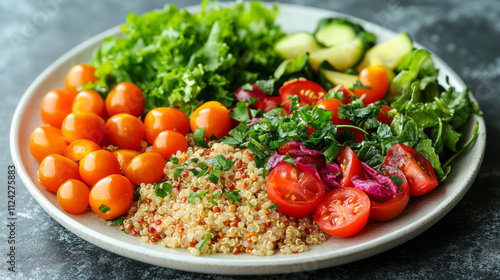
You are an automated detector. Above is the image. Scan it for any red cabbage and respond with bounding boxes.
[351,162,401,200]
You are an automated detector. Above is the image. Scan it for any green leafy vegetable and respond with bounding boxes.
[194,128,209,148]
[99,204,110,214]
[154,181,172,198]
[195,233,211,251]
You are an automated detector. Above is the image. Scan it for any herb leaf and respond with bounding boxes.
[99,204,110,214]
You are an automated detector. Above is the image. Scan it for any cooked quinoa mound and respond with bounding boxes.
[121,141,327,256]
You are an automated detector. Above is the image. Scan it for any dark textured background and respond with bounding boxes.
[1,0,499,279]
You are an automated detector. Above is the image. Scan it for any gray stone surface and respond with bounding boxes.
[1,0,499,279]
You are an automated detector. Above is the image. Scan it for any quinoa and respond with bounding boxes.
[121,140,327,256]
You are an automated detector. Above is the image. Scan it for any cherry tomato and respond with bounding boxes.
[279,79,326,111]
[153,130,188,159]
[29,126,68,162]
[315,98,350,126]
[266,161,326,217]
[374,104,394,125]
[335,146,361,188]
[63,139,101,162]
[89,174,134,220]
[235,83,267,102]
[61,111,106,145]
[369,165,411,221]
[38,154,81,192]
[79,150,121,187]
[143,107,190,144]
[40,89,76,128]
[112,149,140,175]
[314,187,370,237]
[353,65,389,104]
[105,82,144,117]
[65,64,98,93]
[254,96,281,113]
[57,179,90,214]
[72,89,106,117]
[125,151,166,185]
[384,143,438,196]
[105,113,145,150]
[190,101,231,139]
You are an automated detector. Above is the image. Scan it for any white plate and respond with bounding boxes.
[10,3,486,275]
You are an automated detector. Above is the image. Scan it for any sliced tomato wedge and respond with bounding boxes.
[279,79,326,111]
[384,143,438,196]
[314,187,370,237]
[254,96,280,113]
[334,146,361,188]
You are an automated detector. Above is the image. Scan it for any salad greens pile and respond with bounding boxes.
[89,0,284,116]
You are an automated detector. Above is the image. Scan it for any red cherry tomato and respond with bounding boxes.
[40,89,76,128]
[266,161,326,217]
[353,65,389,104]
[79,150,121,187]
[125,151,167,185]
[61,111,107,145]
[369,165,411,221]
[38,154,81,193]
[57,179,90,214]
[235,83,267,102]
[105,82,145,117]
[384,144,438,196]
[72,89,106,118]
[279,79,326,111]
[190,101,231,139]
[63,139,101,162]
[143,107,190,144]
[89,174,134,220]
[254,96,281,113]
[105,113,145,150]
[29,126,68,162]
[334,146,361,188]
[314,187,370,237]
[65,64,98,93]
[153,130,188,159]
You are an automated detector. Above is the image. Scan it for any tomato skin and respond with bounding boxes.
[38,154,81,193]
[30,126,68,162]
[266,161,326,217]
[61,111,107,145]
[57,179,90,214]
[65,64,98,93]
[40,89,76,128]
[384,144,438,196]
[368,103,393,125]
[125,151,167,185]
[112,149,140,175]
[143,107,190,144]
[105,113,145,150]
[190,101,231,139]
[354,65,389,104]
[153,130,188,159]
[254,96,281,113]
[369,165,411,221]
[314,187,370,237]
[335,146,361,188]
[315,98,350,126]
[89,174,134,220]
[63,139,101,162]
[79,150,121,187]
[72,90,106,118]
[105,82,145,117]
[279,79,326,111]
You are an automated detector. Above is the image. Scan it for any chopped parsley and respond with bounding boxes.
[195,233,211,251]
[99,204,110,214]
[155,181,172,198]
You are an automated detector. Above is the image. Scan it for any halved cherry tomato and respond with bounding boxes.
[105,82,145,117]
[279,79,326,111]
[353,65,389,104]
[125,151,166,185]
[38,154,81,192]
[369,165,411,221]
[266,161,325,217]
[254,96,281,113]
[112,149,140,175]
[153,130,188,159]
[143,107,190,144]
[40,89,76,128]
[29,125,68,162]
[65,64,98,93]
[105,113,145,150]
[190,101,231,139]
[79,150,121,187]
[63,139,101,162]
[72,89,106,118]
[57,179,90,214]
[61,111,106,145]
[335,146,361,188]
[89,174,134,220]
[384,143,438,196]
[314,187,370,237]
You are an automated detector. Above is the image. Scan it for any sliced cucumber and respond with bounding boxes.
[314,19,361,47]
[274,32,320,60]
[357,32,413,71]
[322,69,358,89]
[309,37,365,72]
[274,53,313,81]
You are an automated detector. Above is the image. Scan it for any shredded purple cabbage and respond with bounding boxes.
[319,163,342,190]
[266,152,285,170]
[247,117,263,126]
[352,162,401,200]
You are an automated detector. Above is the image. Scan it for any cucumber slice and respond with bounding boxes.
[322,69,358,89]
[309,37,365,72]
[315,21,358,47]
[357,33,413,71]
[274,32,320,60]
[274,53,314,81]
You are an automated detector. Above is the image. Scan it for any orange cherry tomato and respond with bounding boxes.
[112,149,140,175]
[89,174,134,220]
[79,150,121,187]
[353,65,389,104]
[315,98,351,126]
[57,179,90,214]
[72,89,106,117]
[105,113,145,150]
[105,82,144,117]
[38,154,81,192]
[65,64,98,93]
[61,111,106,145]
[125,151,166,185]
[189,101,231,139]
[63,139,101,162]
[153,130,188,159]
[29,126,68,162]
[143,107,190,144]
[40,89,76,128]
